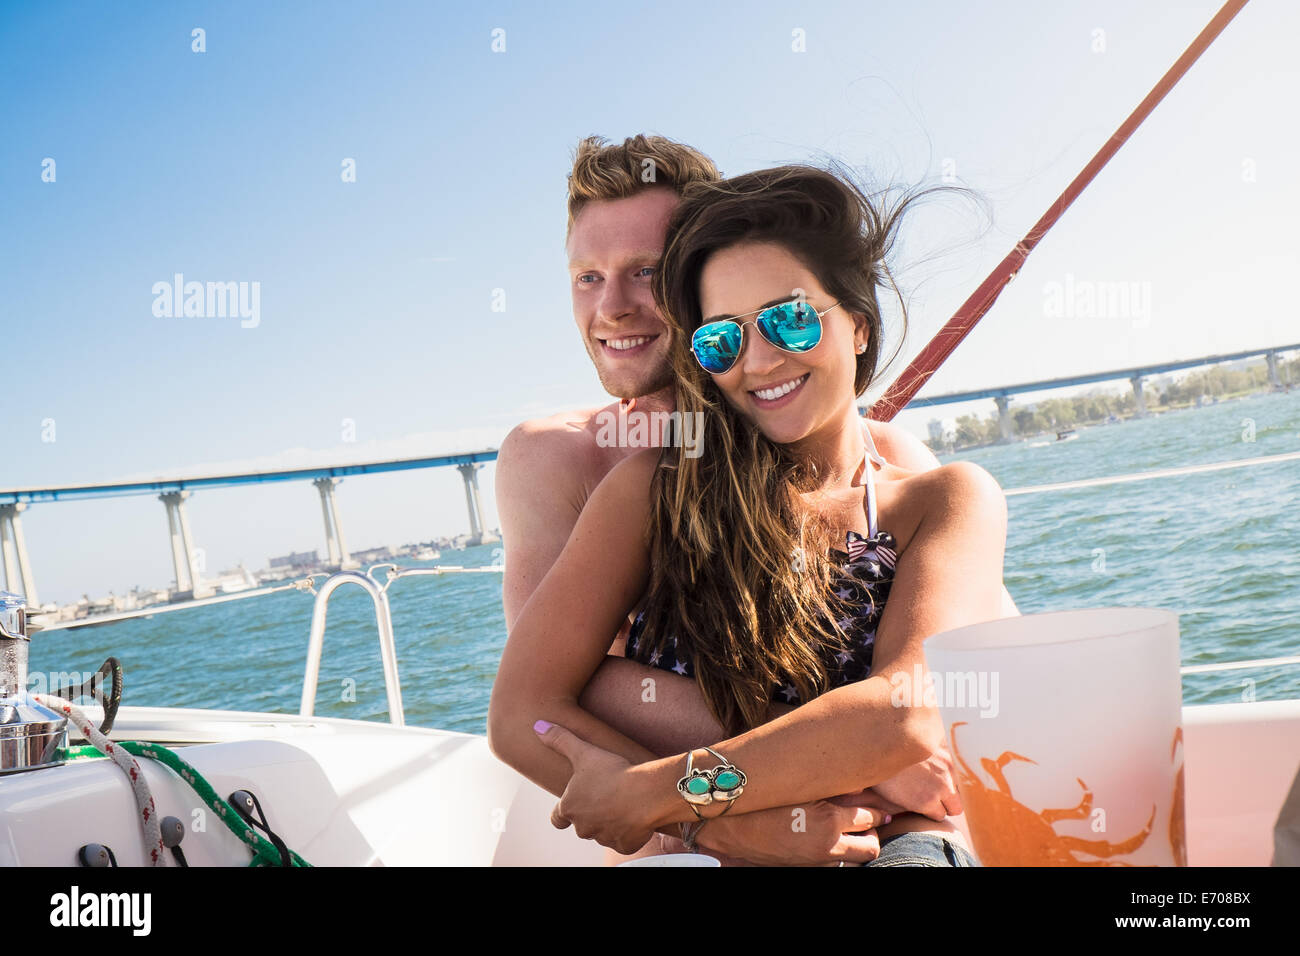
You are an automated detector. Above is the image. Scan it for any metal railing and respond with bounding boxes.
[1180,655,1300,675]
[298,564,504,726]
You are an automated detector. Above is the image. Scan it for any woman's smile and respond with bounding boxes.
[749,372,810,409]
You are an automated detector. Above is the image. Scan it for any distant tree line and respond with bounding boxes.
[930,355,1298,452]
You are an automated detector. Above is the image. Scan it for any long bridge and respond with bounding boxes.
[5,344,1296,608]
[896,343,1298,441]
[0,450,499,607]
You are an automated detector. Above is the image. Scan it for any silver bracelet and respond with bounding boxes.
[676,746,747,809]
[680,818,709,852]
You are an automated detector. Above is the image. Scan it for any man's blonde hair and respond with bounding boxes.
[566,134,721,237]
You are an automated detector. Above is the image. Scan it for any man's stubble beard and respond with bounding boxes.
[594,362,675,402]
[585,336,676,402]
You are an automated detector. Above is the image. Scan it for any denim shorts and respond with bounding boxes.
[861,831,981,867]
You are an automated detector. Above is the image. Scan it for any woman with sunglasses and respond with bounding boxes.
[488,165,1007,866]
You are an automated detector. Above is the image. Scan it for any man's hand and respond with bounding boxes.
[869,744,962,821]
[695,789,904,866]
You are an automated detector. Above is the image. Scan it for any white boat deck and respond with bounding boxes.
[2,699,1295,866]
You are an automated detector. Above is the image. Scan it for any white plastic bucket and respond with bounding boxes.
[921,607,1186,866]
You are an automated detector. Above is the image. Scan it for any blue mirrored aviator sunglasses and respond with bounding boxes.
[690,299,838,374]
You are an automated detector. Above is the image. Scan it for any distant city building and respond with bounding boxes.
[927,418,957,446]
[269,550,319,569]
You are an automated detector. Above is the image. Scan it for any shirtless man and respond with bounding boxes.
[495,134,1017,864]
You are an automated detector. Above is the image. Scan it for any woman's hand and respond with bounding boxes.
[869,744,962,821]
[535,720,660,855]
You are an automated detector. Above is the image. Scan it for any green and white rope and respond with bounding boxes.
[35,693,166,866]
[47,696,311,867]
[63,741,310,867]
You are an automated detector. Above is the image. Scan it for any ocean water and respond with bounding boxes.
[28,390,1300,733]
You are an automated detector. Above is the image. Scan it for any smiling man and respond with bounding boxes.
[494,134,1012,863]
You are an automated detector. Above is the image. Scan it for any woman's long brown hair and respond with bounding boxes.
[640,164,939,735]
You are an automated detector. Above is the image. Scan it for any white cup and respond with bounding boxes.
[922,607,1187,866]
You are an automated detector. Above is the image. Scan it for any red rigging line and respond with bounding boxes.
[870,0,1251,422]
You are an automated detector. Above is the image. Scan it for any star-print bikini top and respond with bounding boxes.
[625,420,898,704]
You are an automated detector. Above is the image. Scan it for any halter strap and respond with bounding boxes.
[860,418,887,468]
[859,419,883,537]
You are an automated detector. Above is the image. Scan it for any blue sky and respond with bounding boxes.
[2,0,1295,604]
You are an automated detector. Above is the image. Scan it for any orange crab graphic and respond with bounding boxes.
[950,720,1157,866]
[1169,726,1187,866]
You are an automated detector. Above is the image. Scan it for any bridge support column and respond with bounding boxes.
[1266,350,1281,389]
[313,477,358,570]
[993,396,1013,444]
[1129,374,1148,418]
[0,503,39,606]
[161,495,189,592]
[160,491,211,599]
[457,463,485,545]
